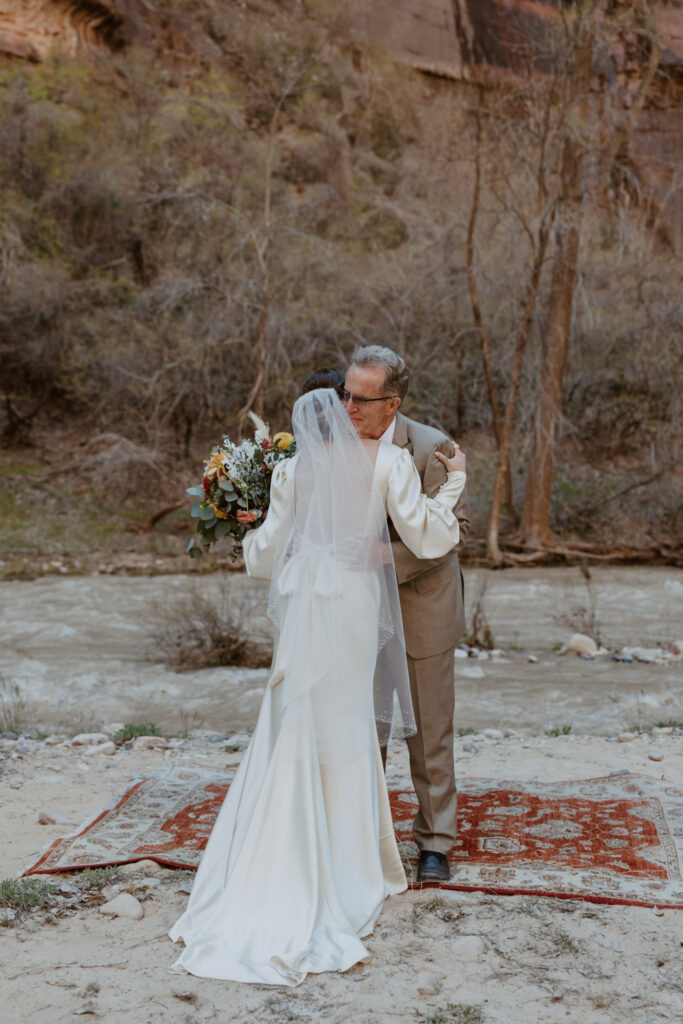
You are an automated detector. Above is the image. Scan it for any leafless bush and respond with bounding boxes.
[467,579,495,650]
[553,566,602,644]
[56,433,169,501]
[150,580,273,671]
[0,678,30,734]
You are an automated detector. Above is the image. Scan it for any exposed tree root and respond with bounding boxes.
[462,538,681,568]
[133,501,185,533]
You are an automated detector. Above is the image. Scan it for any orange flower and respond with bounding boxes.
[204,449,228,479]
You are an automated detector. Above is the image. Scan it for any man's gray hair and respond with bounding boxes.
[349,345,410,400]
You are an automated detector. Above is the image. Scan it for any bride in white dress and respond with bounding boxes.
[169,389,466,985]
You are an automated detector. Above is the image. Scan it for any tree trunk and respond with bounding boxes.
[466,90,515,521]
[518,6,597,548]
[519,217,581,547]
[486,211,553,564]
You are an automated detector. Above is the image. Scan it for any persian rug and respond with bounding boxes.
[25,767,683,909]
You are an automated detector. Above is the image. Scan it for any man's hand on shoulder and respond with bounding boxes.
[434,441,466,475]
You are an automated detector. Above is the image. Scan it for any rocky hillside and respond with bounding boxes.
[3,2,681,247]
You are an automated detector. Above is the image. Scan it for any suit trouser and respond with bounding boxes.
[381,645,457,855]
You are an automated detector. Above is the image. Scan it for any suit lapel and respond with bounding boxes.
[393,412,412,453]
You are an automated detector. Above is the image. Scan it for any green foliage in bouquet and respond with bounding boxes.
[187,415,295,560]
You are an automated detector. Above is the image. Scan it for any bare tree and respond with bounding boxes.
[520,0,662,548]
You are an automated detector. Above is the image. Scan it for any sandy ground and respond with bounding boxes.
[1,566,682,1022]
[1,729,681,1024]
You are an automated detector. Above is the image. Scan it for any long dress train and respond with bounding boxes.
[169,424,466,985]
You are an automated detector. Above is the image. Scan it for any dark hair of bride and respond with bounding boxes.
[301,368,344,396]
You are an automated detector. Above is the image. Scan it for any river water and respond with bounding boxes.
[1,567,681,735]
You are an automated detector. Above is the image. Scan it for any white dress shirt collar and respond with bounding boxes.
[379,417,397,445]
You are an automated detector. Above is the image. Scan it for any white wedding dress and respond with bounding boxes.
[170,395,466,986]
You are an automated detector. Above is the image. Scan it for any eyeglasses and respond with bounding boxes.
[340,390,399,406]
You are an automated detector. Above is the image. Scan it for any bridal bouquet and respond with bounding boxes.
[187,413,295,560]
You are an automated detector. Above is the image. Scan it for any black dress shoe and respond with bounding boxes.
[417,850,451,883]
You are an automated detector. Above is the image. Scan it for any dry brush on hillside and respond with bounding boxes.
[0,0,680,559]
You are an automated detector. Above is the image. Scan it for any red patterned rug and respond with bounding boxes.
[25,767,683,909]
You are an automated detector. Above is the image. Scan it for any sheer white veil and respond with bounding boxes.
[266,388,415,763]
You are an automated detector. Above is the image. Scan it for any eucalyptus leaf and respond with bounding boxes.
[199,506,217,522]
[191,502,204,518]
[237,498,248,508]
[215,520,231,539]
[219,479,236,494]
[188,546,203,559]
[186,486,205,497]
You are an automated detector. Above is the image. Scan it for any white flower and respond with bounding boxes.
[247,411,271,445]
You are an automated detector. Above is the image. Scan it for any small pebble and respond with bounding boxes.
[561,633,598,657]
[648,752,664,762]
[132,736,167,751]
[85,741,116,756]
[452,935,486,959]
[118,859,164,876]
[72,733,110,746]
[99,893,144,921]
[101,884,122,900]
[416,967,443,997]
[137,876,161,891]
[38,809,73,825]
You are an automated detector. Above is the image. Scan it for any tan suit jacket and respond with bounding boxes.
[389,412,471,659]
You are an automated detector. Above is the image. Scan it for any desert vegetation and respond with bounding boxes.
[0,0,680,564]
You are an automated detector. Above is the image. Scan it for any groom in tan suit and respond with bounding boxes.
[343,345,470,883]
